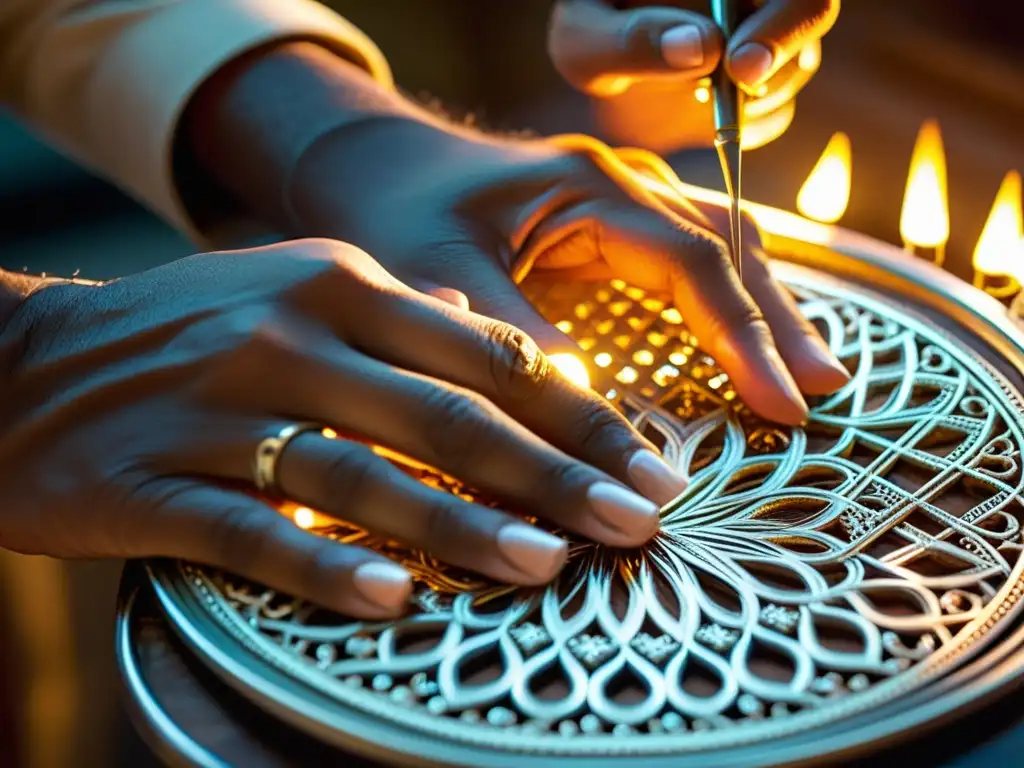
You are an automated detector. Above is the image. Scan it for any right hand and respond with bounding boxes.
[548,0,840,152]
[0,240,686,618]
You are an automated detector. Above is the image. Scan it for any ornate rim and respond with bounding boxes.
[145,248,1024,766]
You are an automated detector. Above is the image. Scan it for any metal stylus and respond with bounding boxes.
[710,0,750,283]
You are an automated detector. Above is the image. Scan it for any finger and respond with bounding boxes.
[728,0,840,89]
[743,46,817,119]
[537,200,810,424]
[686,199,849,394]
[549,0,723,95]
[342,285,688,504]
[240,332,662,546]
[425,251,580,355]
[138,480,413,618]
[273,432,570,584]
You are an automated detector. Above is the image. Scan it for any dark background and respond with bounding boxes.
[1,1,1023,766]
[2,0,1023,283]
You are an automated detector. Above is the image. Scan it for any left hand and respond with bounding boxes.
[285,115,849,425]
[548,0,840,151]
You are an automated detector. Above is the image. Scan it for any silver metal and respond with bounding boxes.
[148,259,1024,765]
[711,0,749,280]
[116,587,225,768]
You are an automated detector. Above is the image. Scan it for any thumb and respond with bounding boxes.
[549,0,723,96]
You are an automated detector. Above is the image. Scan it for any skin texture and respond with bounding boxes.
[548,0,841,151]
[0,11,847,619]
[186,43,849,428]
[0,240,686,618]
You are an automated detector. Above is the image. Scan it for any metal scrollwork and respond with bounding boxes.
[168,274,1024,757]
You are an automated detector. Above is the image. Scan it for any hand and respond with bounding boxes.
[548,0,840,151]
[287,116,850,426]
[0,240,686,617]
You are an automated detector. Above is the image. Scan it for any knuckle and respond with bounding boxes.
[617,12,654,58]
[671,227,730,278]
[421,388,497,468]
[209,504,281,574]
[285,239,398,305]
[322,444,384,512]
[536,458,590,502]
[706,304,772,354]
[296,537,345,598]
[421,498,462,549]
[713,302,768,336]
[572,400,634,455]
[484,321,553,404]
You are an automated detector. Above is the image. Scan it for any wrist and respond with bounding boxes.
[182,41,432,231]
[284,114,468,235]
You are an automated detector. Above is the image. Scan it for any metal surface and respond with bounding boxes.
[148,253,1024,766]
[116,582,226,768]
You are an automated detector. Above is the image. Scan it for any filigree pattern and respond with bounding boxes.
[172,274,1024,755]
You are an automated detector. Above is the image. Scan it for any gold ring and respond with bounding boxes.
[252,422,322,496]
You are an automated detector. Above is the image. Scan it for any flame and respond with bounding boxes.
[796,132,852,223]
[973,171,1022,277]
[900,119,949,248]
[550,353,591,389]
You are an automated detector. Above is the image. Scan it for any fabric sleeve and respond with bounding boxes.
[0,0,393,240]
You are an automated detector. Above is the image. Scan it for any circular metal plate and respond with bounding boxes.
[147,261,1024,766]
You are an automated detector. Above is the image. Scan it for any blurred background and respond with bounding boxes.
[1,0,1022,765]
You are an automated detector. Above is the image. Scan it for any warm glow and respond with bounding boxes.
[293,506,316,529]
[796,132,852,224]
[283,503,332,530]
[549,353,591,389]
[694,86,710,104]
[798,42,821,72]
[900,119,949,248]
[973,171,1022,277]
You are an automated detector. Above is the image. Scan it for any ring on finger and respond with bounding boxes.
[253,422,324,496]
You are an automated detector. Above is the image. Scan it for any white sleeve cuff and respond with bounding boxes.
[84,0,393,240]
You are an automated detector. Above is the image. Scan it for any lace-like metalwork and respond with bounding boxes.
[171,274,1024,755]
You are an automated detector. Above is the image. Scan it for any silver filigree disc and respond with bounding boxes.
[150,264,1024,765]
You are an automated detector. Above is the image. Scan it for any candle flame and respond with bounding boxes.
[900,119,949,248]
[796,132,851,224]
[549,353,591,389]
[973,171,1022,278]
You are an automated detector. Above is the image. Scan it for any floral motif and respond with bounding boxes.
[178,276,1024,753]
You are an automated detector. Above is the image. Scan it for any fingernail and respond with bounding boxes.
[729,42,774,86]
[794,339,851,397]
[807,338,851,387]
[627,450,688,506]
[661,26,705,70]
[587,482,660,544]
[497,524,568,581]
[352,562,412,610]
[767,348,810,424]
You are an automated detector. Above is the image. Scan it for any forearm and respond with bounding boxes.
[182,41,432,233]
